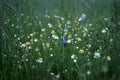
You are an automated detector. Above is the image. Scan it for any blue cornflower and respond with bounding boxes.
[62,40,67,47]
[81,18,87,24]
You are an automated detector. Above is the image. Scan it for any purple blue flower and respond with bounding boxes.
[62,40,67,47]
[81,18,87,24]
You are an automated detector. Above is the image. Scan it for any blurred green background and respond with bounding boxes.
[0,0,116,17]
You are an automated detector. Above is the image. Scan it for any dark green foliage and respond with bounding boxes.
[1,0,120,80]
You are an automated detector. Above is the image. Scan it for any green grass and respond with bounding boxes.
[1,0,120,80]
[1,12,120,80]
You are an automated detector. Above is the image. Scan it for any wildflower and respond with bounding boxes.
[84,28,88,32]
[79,13,87,24]
[46,42,50,47]
[32,65,35,69]
[67,20,71,24]
[73,59,77,63]
[39,21,41,24]
[106,55,111,61]
[28,46,32,49]
[75,41,77,44]
[63,69,68,73]
[77,38,82,41]
[21,13,23,16]
[20,43,26,48]
[54,35,59,39]
[36,57,43,63]
[14,34,17,37]
[47,69,50,72]
[67,39,71,43]
[87,44,91,48]
[65,69,68,72]
[25,59,28,61]
[41,28,46,32]
[50,72,55,75]
[17,37,20,40]
[79,49,85,53]
[30,33,34,37]
[64,29,68,33]
[11,24,14,27]
[88,34,91,37]
[88,23,92,27]
[42,43,45,46]
[101,29,106,33]
[58,23,62,27]
[51,30,55,34]
[56,74,60,79]
[48,16,51,19]
[27,36,30,39]
[3,55,6,57]
[28,23,32,26]
[75,46,79,49]
[94,52,101,58]
[81,18,87,24]
[49,48,53,50]
[48,23,53,28]
[110,39,113,42]
[35,47,39,52]
[34,38,38,42]
[74,19,77,23]
[50,54,53,57]
[71,54,77,59]
[82,13,87,19]
[68,34,72,38]
[40,34,43,37]
[52,35,59,39]
[74,34,78,37]
[83,33,87,37]
[87,70,91,75]
[88,52,91,55]
[61,17,64,21]
[62,40,67,47]
[71,54,77,63]
[104,18,108,21]
[25,42,30,45]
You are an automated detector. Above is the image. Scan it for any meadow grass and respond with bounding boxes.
[1,12,120,80]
